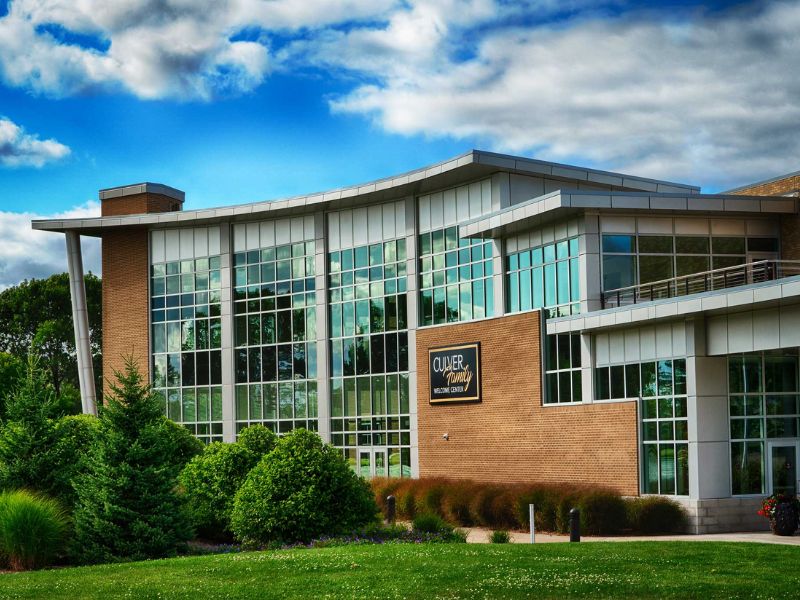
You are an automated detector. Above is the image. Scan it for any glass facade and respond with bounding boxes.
[506,237,580,318]
[418,226,494,326]
[544,333,582,403]
[601,233,778,292]
[233,242,318,434]
[328,239,412,477]
[729,351,799,495]
[596,358,688,495]
[151,256,224,443]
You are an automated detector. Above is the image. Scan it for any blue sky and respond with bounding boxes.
[0,0,798,285]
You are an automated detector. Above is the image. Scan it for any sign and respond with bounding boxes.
[429,343,481,404]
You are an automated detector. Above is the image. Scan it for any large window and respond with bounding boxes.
[597,358,688,495]
[601,233,777,292]
[329,239,412,477]
[151,256,224,443]
[544,333,582,404]
[233,242,318,434]
[506,237,579,318]
[729,351,799,495]
[418,227,494,326]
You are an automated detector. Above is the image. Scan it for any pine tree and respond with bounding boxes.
[72,359,192,564]
[0,353,61,496]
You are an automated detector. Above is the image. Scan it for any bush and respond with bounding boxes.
[179,426,276,540]
[627,496,688,534]
[0,490,68,570]
[443,481,478,526]
[230,429,378,546]
[578,490,628,535]
[490,530,511,544]
[71,359,192,564]
[162,418,204,472]
[412,513,453,535]
[49,414,102,509]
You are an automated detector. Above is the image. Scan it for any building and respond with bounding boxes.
[33,151,800,533]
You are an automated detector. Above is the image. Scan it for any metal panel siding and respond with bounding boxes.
[419,194,431,233]
[482,179,492,214]
[246,222,260,250]
[368,205,383,243]
[353,208,368,246]
[260,221,276,249]
[194,228,208,257]
[382,203,395,240]
[275,219,291,245]
[208,225,221,255]
[179,228,194,259]
[468,182,481,218]
[165,229,180,261]
[328,211,340,251]
[151,230,165,264]
[443,188,457,227]
[430,192,444,229]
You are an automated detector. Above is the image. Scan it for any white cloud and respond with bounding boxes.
[316,1,800,189]
[0,0,398,100]
[0,117,70,167]
[0,201,101,288]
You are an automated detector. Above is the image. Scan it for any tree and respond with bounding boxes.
[0,273,101,399]
[0,353,25,420]
[72,359,192,564]
[0,355,62,500]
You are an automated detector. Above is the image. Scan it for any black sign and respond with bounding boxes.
[429,343,481,404]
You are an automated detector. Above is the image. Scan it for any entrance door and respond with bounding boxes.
[767,441,799,496]
[358,448,389,479]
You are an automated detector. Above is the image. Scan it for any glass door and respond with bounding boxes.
[357,448,389,478]
[767,441,799,496]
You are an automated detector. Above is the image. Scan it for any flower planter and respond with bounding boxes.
[770,502,799,536]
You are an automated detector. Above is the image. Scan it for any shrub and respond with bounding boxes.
[162,418,204,471]
[412,513,453,535]
[627,496,688,534]
[49,414,102,509]
[0,490,68,570]
[490,530,511,544]
[516,486,561,533]
[237,424,278,456]
[443,481,478,526]
[71,359,192,564]
[230,429,378,546]
[578,490,628,535]
[179,426,276,540]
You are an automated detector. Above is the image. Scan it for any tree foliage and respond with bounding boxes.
[72,359,192,564]
[0,273,101,398]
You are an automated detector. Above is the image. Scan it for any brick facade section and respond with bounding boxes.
[102,229,150,392]
[729,175,800,197]
[101,192,181,216]
[780,216,800,261]
[416,312,639,495]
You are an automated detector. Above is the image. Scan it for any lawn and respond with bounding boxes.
[0,542,798,599]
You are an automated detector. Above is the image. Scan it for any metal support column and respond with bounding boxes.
[65,231,97,415]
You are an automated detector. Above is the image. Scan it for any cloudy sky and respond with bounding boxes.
[0,0,798,287]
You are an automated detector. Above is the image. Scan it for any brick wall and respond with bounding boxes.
[101,228,150,391]
[101,192,180,217]
[416,312,639,495]
[780,216,800,261]
[729,175,800,197]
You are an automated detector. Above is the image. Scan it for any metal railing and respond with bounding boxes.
[601,260,800,309]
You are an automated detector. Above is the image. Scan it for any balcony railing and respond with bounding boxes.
[601,260,800,309]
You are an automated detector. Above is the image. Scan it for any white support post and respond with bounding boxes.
[65,231,97,415]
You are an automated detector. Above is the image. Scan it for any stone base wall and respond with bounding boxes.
[674,497,769,534]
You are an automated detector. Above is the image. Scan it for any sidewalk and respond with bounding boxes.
[464,527,800,546]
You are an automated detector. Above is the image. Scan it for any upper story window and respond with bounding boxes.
[601,233,778,292]
[506,237,580,318]
[418,227,494,326]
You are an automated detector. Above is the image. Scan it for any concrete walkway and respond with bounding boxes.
[464,527,800,546]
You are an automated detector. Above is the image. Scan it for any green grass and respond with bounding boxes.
[1,542,798,599]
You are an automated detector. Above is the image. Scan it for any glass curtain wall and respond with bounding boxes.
[418,227,494,326]
[506,237,580,318]
[601,233,778,292]
[729,351,799,495]
[328,239,412,477]
[151,256,224,443]
[233,242,318,434]
[596,358,688,495]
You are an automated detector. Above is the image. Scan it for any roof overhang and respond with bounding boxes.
[32,150,700,237]
[459,190,798,240]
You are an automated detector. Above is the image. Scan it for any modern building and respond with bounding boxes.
[34,151,800,533]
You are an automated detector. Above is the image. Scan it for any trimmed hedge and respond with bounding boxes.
[371,478,688,535]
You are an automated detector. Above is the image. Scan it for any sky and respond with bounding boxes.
[0,0,798,287]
